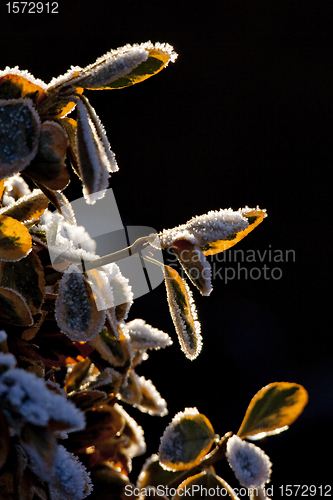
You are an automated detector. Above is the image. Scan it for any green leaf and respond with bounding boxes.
[24,120,70,191]
[0,214,32,261]
[158,408,215,471]
[164,265,202,360]
[173,469,241,500]
[237,382,308,439]
[0,98,41,180]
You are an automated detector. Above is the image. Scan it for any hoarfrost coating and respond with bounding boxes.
[226,435,272,488]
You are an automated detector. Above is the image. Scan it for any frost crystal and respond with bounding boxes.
[158,208,252,248]
[50,445,93,500]
[0,66,47,91]
[0,367,85,432]
[226,435,272,488]
[124,318,172,351]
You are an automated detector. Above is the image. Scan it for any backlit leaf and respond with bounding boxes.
[171,240,212,296]
[164,265,202,360]
[172,469,240,500]
[90,328,131,369]
[202,209,267,256]
[137,454,183,489]
[69,42,177,91]
[64,357,92,393]
[159,408,215,471]
[75,99,111,204]
[0,286,33,326]
[0,71,47,102]
[0,189,49,222]
[237,382,308,439]
[0,98,40,180]
[55,265,106,341]
[0,214,32,261]
[24,120,70,191]
[0,251,45,315]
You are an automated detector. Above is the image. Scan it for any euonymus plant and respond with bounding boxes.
[0,42,307,499]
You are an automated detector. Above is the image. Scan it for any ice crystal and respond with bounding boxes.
[226,435,272,488]
[0,367,85,432]
[124,318,172,351]
[158,208,252,248]
[0,66,47,91]
[159,408,200,465]
[50,445,93,499]
[3,173,31,200]
[135,375,168,416]
[102,262,133,314]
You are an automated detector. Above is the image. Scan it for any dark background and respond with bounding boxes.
[1,0,331,494]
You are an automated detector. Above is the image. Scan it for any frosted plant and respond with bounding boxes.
[0,42,307,499]
[226,435,272,489]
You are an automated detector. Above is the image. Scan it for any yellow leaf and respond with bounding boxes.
[164,265,202,360]
[0,73,47,102]
[0,214,32,261]
[202,209,267,256]
[237,382,308,439]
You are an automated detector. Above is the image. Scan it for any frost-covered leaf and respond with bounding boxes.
[137,454,183,489]
[226,435,272,489]
[47,444,93,500]
[24,120,70,191]
[124,318,172,351]
[119,369,142,406]
[158,408,215,471]
[68,389,107,413]
[0,214,32,261]
[0,69,47,102]
[66,42,177,90]
[237,382,308,440]
[0,98,41,180]
[158,207,267,256]
[102,263,133,321]
[0,286,33,326]
[164,265,202,360]
[170,240,212,296]
[75,99,113,204]
[172,469,241,500]
[0,251,45,316]
[115,403,146,459]
[135,375,168,416]
[21,423,57,479]
[0,367,85,433]
[55,265,106,341]
[202,208,268,256]
[89,327,131,369]
[0,189,49,222]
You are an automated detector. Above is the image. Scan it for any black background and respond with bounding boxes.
[0,0,332,494]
